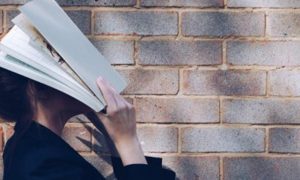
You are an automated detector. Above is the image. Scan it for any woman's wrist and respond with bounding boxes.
[114,136,147,166]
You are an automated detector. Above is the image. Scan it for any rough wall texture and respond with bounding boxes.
[0,0,300,179]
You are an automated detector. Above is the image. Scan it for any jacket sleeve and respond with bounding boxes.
[111,155,176,180]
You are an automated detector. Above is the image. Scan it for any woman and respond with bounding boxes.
[0,68,176,180]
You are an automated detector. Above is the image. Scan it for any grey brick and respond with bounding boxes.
[141,0,223,7]
[137,126,178,152]
[56,0,136,6]
[227,41,300,66]
[182,12,265,37]
[6,10,19,31]
[92,40,134,65]
[6,10,91,35]
[270,70,300,96]
[269,128,300,153]
[0,11,2,34]
[223,99,300,124]
[135,97,219,123]
[66,10,91,35]
[138,40,222,65]
[183,70,266,96]
[181,127,265,152]
[163,156,219,180]
[268,13,300,37]
[62,124,92,152]
[117,68,179,95]
[228,0,300,8]
[224,157,300,180]
[0,0,136,6]
[0,0,28,4]
[95,11,178,35]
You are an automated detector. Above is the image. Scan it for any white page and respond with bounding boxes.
[0,52,103,111]
[19,0,128,110]
[11,15,94,98]
[0,26,99,106]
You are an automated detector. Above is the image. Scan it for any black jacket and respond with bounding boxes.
[3,120,176,180]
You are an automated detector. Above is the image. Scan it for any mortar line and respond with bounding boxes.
[178,127,182,153]
[264,11,268,37]
[177,10,182,39]
[136,0,141,8]
[266,71,270,97]
[220,97,223,124]
[2,9,7,34]
[265,127,270,153]
[224,0,228,9]
[220,156,224,180]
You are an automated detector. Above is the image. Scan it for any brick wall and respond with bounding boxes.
[1,0,300,179]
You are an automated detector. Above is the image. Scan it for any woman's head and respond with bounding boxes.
[0,67,91,123]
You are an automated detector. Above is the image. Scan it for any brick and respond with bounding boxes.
[62,124,92,152]
[270,70,300,96]
[6,10,19,31]
[227,41,300,66]
[268,13,300,37]
[141,0,223,7]
[0,127,3,151]
[95,11,178,35]
[135,97,219,123]
[138,40,222,65]
[269,128,300,153]
[162,156,219,180]
[69,114,90,123]
[182,12,264,37]
[0,11,2,34]
[224,157,300,180]
[5,10,90,34]
[117,68,179,95]
[223,99,300,124]
[137,126,178,152]
[181,127,265,152]
[228,0,300,8]
[3,123,14,143]
[0,0,136,6]
[183,70,266,96]
[0,0,28,4]
[66,10,91,35]
[57,0,136,6]
[92,40,134,65]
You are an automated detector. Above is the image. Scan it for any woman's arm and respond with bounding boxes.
[92,76,146,165]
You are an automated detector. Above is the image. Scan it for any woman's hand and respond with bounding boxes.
[94,76,147,165]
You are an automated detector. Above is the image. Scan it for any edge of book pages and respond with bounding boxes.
[0,0,128,112]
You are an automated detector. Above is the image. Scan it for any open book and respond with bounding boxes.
[0,0,127,112]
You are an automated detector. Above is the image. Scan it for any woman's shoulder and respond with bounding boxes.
[3,122,105,180]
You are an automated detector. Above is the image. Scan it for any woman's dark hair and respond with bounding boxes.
[0,68,33,123]
[0,67,52,171]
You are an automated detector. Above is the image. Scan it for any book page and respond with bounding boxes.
[0,26,101,109]
[0,51,103,112]
[12,14,94,97]
[19,0,128,110]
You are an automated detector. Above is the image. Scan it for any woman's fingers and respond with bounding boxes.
[96,77,117,113]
